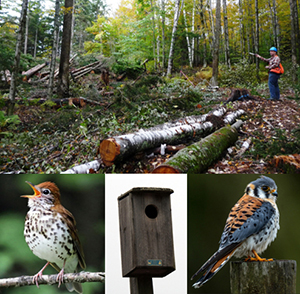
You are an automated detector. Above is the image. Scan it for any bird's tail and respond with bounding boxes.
[191,248,236,288]
[66,282,83,293]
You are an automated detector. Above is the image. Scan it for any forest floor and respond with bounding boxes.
[119,92,300,173]
[0,71,300,174]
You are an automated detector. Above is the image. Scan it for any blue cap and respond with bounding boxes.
[270,47,277,52]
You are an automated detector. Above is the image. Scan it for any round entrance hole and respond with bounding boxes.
[145,204,158,219]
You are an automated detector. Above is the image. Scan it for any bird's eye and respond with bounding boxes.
[262,186,270,191]
[43,189,50,195]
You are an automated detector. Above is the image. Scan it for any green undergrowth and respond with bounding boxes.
[247,128,300,159]
[0,75,222,173]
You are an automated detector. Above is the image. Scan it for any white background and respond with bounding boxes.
[105,174,187,294]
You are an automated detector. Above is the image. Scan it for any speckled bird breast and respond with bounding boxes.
[24,207,77,269]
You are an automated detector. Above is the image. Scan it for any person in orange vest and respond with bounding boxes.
[256,47,281,101]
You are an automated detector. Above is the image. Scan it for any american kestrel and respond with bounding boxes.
[191,176,279,288]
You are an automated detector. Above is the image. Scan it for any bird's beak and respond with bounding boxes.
[21,181,41,199]
[271,189,278,197]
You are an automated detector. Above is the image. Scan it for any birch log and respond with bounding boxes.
[100,121,214,166]
[22,62,48,80]
[99,109,244,166]
[61,159,102,174]
[152,120,243,173]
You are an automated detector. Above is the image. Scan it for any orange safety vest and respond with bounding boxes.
[270,56,284,74]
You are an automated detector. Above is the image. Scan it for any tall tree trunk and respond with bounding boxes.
[150,0,156,69]
[272,0,280,51]
[269,0,279,50]
[24,7,29,55]
[57,0,73,98]
[199,0,207,67]
[191,0,195,65]
[254,0,260,81]
[48,0,61,99]
[33,28,38,58]
[208,0,215,41]
[289,0,298,83]
[223,0,231,67]
[7,0,28,115]
[238,0,245,57]
[211,0,221,86]
[293,0,300,62]
[161,0,166,69]
[183,9,192,67]
[157,35,160,67]
[167,0,182,76]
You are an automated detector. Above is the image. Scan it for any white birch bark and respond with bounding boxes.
[191,0,195,65]
[183,9,193,67]
[167,0,183,76]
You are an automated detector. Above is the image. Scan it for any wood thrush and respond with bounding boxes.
[22,181,86,293]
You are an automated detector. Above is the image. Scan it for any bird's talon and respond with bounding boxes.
[56,268,65,288]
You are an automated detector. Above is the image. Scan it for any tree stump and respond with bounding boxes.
[230,260,297,294]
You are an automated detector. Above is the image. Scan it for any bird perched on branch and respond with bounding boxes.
[191,176,279,288]
[22,181,86,293]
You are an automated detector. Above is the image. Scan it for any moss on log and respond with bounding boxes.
[230,260,297,294]
[152,121,242,173]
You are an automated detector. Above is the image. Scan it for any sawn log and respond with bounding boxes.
[99,109,244,166]
[152,120,243,173]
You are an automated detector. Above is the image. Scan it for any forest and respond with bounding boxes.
[0,0,300,173]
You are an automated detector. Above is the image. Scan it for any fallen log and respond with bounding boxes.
[99,109,244,166]
[152,120,243,173]
[22,62,48,80]
[61,159,102,174]
[100,121,214,166]
[235,138,252,158]
[147,107,226,131]
[180,70,195,87]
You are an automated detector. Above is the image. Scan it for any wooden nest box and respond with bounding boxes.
[118,187,175,278]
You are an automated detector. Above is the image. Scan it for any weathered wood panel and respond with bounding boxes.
[118,188,175,277]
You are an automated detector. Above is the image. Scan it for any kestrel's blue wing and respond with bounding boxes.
[191,194,276,288]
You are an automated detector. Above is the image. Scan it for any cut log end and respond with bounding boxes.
[99,138,121,166]
[152,165,181,173]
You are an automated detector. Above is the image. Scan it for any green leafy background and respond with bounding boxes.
[0,174,104,294]
[189,174,300,293]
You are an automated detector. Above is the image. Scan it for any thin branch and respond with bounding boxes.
[0,271,105,288]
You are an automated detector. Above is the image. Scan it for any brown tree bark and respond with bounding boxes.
[223,0,231,68]
[289,0,298,83]
[48,0,61,99]
[254,0,260,81]
[7,0,29,115]
[57,0,74,98]
[238,0,245,58]
[211,0,221,86]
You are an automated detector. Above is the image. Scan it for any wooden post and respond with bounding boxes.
[130,277,153,294]
[230,260,297,294]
